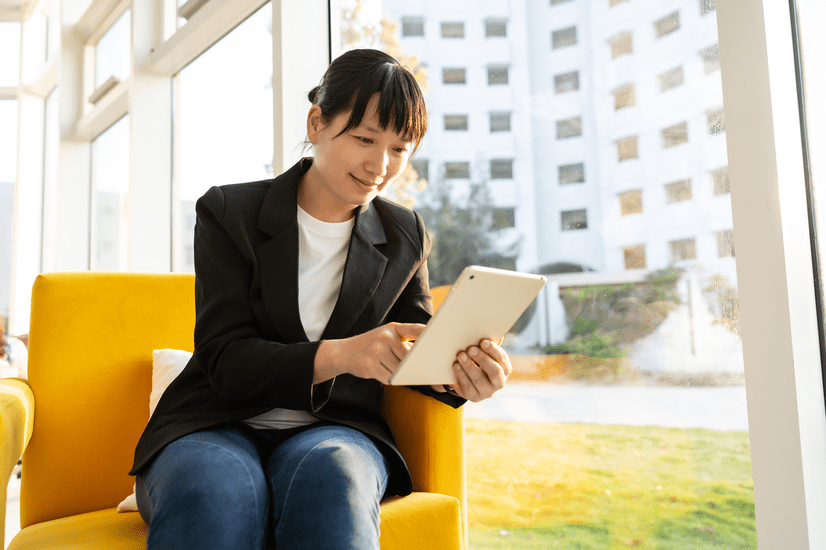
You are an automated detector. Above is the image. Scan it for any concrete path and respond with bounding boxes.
[464,382,749,432]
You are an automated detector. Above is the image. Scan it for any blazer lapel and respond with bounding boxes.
[321,201,388,339]
[254,159,309,343]
[254,158,389,342]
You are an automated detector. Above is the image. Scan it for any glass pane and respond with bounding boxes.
[92,115,130,271]
[95,8,131,89]
[0,99,18,324]
[337,0,752,547]
[174,3,273,273]
[796,2,826,378]
[0,22,21,86]
[42,87,60,271]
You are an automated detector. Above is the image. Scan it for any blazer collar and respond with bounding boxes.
[255,158,389,342]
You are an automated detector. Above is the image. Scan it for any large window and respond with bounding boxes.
[174,5,273,272]
[93,8,131,101]
[0,23,21,87]
[91,115,130,271]
[0,99,18,322]
[339,1,751,547]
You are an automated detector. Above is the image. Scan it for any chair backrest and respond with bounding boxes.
[22,273,196,527]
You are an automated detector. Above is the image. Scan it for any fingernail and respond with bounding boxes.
[469,347,478,357]
[482,340,491,349]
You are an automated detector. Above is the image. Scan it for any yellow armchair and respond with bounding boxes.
[0,273,466,549]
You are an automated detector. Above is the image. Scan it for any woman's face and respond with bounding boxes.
[305,93,415,220]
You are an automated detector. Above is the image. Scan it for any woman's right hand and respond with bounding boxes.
[313,322,426,385]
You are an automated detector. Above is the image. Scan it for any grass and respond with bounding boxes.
[465,418,755,549]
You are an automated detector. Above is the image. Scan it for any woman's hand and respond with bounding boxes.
[432,339,513,402]
[314,322,425,385]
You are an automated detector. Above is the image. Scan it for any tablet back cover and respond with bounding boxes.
[390,266,546,386]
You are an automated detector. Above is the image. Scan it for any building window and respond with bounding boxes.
[490,159,514,179]
[654,11,681,38]
[552,26,577,49]
[557,116,582,139]
[402,16,424,37]
[619,190,643,215]
[609,0,631,6]
[442,68,466,84]
[716,229,735,258]
[491,208,516,230]
[701,43,720,74]
[561,209,588,231]
[658,66,684,92]
[489,112,511,132]
[554,71,579,93]
[411,158,429,182]
[662,122,689,148]
[711,166,730,195]
[665,179,692,203]
[624,245,646,269]
[485,18,507,38]
[444,114,468,131]
[707,107,725,134]
[488,65,509,85]
[444,162,470,179]
[700,0,716,16]
[559,163,585,185]
[612,84,636,110]
[609,32,633,58]
[616,136,639,161]
[669,237,697,262]
[441,22,464,38]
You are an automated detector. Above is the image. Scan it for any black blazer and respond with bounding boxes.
[130,158,464,496]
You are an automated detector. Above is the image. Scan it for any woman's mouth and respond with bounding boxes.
[351,174,379,188]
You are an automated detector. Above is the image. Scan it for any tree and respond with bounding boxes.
[417,166,518,287]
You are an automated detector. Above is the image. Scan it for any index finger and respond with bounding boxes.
[392,322,426,342]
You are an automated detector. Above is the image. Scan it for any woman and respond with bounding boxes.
[131,48,512,550]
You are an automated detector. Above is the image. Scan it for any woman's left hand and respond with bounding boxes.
[431,339,512,403]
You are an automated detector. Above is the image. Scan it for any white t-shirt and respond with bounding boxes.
[244,205,354,430]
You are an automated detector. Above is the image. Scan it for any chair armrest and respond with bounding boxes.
[0,379,35,544]
[382,385,467,546]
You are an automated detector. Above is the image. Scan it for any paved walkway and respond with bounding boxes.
[464,382,749,432]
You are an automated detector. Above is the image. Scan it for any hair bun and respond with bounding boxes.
[308,86,321,104]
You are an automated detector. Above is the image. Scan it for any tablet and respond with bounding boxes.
[389,265,547,386]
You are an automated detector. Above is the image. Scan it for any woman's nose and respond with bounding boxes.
[365,150,389,178]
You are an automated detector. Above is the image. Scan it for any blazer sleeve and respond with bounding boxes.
[191,186,332,411]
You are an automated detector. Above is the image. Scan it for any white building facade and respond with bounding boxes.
[385,0,735,284]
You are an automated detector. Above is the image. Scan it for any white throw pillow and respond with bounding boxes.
[117,349,192,513]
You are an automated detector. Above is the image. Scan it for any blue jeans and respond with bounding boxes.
[135,424,390,550]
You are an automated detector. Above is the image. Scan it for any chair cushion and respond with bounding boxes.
[9,493,462,550]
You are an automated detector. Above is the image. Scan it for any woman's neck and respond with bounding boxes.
[297,168,356,223]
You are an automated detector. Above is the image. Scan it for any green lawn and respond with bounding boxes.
[465,418,756,549]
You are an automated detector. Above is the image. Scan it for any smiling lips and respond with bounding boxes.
[351,174,380,188]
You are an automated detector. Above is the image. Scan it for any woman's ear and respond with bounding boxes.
[306,105,325,145]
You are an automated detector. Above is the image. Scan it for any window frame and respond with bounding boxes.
[717,1,826,545]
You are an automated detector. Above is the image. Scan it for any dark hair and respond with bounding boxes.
[308,49,427,152]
